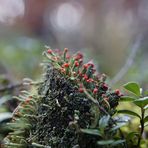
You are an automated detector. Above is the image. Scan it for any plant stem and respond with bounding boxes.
[137,108,145,147]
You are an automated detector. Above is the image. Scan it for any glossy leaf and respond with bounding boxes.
[144,105,148,110]
[133,97,148,108]
[123,82,140,96]
[118,110,141,119]
[144,122,148,127]
[111,140,125,146]
[97,140,114,145]
[81,129,102,136]
[120,96,136,102]
[0,112,12,122]
[127,132,139,141]
[0,95,11,106]
[110,123,126,132]
[144,116,148,124]
[99,115,110,129]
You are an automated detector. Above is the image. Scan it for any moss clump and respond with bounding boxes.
[4,48,121,148]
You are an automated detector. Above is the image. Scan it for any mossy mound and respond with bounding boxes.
[4,48,121,148]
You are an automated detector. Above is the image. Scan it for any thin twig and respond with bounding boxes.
[111,34,143,85]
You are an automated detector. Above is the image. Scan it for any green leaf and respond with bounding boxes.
[81,129,102,137]
[120,96,136,102]
[0,112,12,122]
[97,140,114,145]
[99,115,110,129]
[0,95,11,106]
[110,123,126,132]
[123,82,140,96]
[144,122,148,127]
[144,90,148,95]
[118,110,141,119]
[144,105,148,110]
[144,116,148,123]
[127,132,139,141]
[111,140,125,146]
[133,97,148,108]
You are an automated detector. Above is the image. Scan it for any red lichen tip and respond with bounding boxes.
[83,74,88,80]
[115,89,120,95]
[64,48,68,52]
[102,83,108,91]
[63,63,70,68]
[93,88,98,94]
[75,52,83,60]
[83,64,89,69]
[74,61,79,67]
[47,49,53,54]
[87,61,94,68]
[25,97,31,103]
[79,88,84,93]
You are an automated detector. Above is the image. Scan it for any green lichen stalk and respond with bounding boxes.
[3,48,121,148]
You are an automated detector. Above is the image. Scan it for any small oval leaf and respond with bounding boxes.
[144,116,148,124]
[144,105,148,110]
[111,140,125,146]
[123,82,140,96]
[118,110,141,119]
[127,132,140,141]
[81,129,102,137]
[120,96,136,102]
[133,97,148,108]
[97,140,114,145]
[99,115,110,129]
[110,123,126,132]
[144,122,148,127]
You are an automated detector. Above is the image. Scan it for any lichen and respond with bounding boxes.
[4,48,121,148]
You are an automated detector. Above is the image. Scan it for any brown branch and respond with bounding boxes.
[111,34,143,85]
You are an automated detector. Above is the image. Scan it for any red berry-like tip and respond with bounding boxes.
[83,74,88,80]
[25,97,31,103]
[79,59,83,64]
[75,52,83,60]
[64,48,68,52]
[88,63,94,68]
[93,88,98,94]
[47,49,52,54]
[115,89,120,95]
[79,88,84,93]
[83,64,89,69]
[103,83,108,91]
[63,63,70,68]
[74,61,79,67]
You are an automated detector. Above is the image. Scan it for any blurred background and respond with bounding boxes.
[0,0,148,142]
